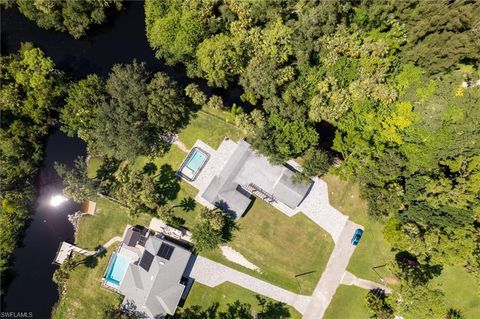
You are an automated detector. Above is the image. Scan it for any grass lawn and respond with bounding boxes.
[183,282,302,318]
[87,157,104,179]
[76,197,151,250]
[132,144,186,172]
[202,199,334,295]
[431,265,480,319]
[323,285,370,319]
[179,110,244,149]
[323,174,395,284]
[51,249,121,319]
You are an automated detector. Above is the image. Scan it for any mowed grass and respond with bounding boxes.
[76,197,151,250]
[51,249,122,319]
[431,265,480,319]
[322,174,395,284]
[183,282,302,319]
[202,199,334,295]
[323,285,370,319]
[179,110,244,149]
[132,144,186,172]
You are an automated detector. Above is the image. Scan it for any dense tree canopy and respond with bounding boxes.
[61,61,192,160]
[0,44,63,289]
[144,1,480,316]
[1,0,123,38]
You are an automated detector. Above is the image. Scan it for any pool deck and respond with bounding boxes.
[182,139,238,209]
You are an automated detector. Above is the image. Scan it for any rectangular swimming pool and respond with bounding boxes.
[179,147,209,181]
[104,252,130,287]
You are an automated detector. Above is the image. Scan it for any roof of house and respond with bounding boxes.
[200,140,312,218]
[123,227,142,247]
[119,236,191,318]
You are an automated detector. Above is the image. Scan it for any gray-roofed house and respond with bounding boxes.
[119,236,191,318]
[179,140,313,219]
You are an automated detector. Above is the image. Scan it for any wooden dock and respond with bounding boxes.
[53,241,94,265]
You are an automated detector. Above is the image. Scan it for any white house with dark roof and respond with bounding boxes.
[178,139,313,219]
[119,235,192,318]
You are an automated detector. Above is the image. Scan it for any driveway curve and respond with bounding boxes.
[190,256,311,315]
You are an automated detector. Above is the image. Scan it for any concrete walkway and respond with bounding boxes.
[190,256,311,315]
[341,271,391,293]
[173,139,189,153]
[303,221,362,319]
[295,177,348,243]
[92,236,122,256]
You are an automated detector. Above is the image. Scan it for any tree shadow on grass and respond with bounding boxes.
[142,162,157,175]
[155,164,181,204]
[214,200,239,243]
[394,251,443,285]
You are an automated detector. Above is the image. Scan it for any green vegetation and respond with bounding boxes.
[202,199,333,295]
[51,249,122,319]
[182,282,300,319]
[55,157,96,203]
[323,286,370,319]
[431,266,480,319]
[192,207,235,252]
[178,110,244,149]
[0,44,64,291]
[76,197,150,250]
[61,61,193,160]
[184,282,301,318]
[2,0,123,39]
[323,174,394,283]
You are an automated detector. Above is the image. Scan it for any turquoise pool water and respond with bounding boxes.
[104,253,130,286]
[186,149,207,173]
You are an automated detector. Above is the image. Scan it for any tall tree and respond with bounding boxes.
[4,0,123,38]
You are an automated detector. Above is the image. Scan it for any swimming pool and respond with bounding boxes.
[179,147,209,181]
[104,252,130,287]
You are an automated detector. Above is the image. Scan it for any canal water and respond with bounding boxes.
[1,131,86,318]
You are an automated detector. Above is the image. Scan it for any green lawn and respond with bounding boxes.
[323,174,395,284]
[132,144,186,172]
[76,197,151,250]
[51,249,121,319]
[183,282,301,318]
[323,285,370,319]
[431,265,480,319]
[87,157,104,179]
[202,199,334,295]
[179,110,244,149]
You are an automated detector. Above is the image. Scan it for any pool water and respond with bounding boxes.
[105,253,130,286]
[186,149,207,173]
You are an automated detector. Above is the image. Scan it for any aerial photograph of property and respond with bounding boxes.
[1,1,479,319]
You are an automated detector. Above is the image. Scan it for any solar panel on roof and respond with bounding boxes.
[157,243,174,260]
[139,251,154,271]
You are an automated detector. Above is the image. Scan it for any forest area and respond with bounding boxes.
[1,0,480,318]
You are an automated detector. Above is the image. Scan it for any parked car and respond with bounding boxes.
[351,228,363,246]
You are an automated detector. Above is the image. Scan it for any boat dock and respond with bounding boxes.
[53,241,94,265]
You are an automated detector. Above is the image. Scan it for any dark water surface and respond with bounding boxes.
[1,131,86,318]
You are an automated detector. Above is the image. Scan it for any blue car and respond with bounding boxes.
[351,229,363,246]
